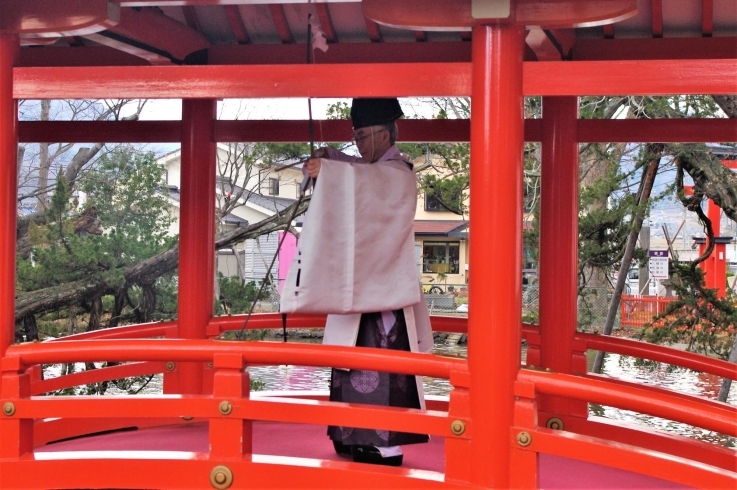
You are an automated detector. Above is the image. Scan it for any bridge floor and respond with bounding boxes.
[37,421,691,488]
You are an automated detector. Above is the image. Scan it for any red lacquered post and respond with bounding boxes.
[0,35,19,362]
[468,24,524,488]
[539,96,579,415]
[178,99,216,394]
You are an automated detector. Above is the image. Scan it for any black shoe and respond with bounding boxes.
[351,445,403,467]
[333,440,352,456]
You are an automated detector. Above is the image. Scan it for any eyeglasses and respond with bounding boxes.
[352,128,386,145]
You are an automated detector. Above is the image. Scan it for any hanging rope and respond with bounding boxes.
[233,14,321,342]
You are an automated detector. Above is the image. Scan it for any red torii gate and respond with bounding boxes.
[0,1,736,489]
[687,159,737,299]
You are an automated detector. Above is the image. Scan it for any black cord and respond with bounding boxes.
[234,194,304,341]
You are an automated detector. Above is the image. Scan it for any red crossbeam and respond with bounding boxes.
[13,59,737,100]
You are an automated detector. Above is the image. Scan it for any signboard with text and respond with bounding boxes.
[648,250,669,279]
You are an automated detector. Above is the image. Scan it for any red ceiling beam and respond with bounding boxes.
[13,63,469,99]
[223,6,250,44]
[13,59,737,100]
[17,38,734,67]
[209,42,472,64]
[576,119,737,143]
[88,7,210,63]
[18,119,735,145]
[702,0,713,37]
[572,37,736,61]
[315,4,338,44]
[651,0,663,38]
[269,4,295,44]
[182,6,203,32]
[364,18,383,42]
[525,59,737,96]
[18,46,148,67]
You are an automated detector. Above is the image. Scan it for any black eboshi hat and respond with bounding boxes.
[350,98,404,130]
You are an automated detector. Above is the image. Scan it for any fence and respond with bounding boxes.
[620,294,678,328]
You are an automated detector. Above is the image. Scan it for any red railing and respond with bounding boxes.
[620,294,678,328]
[1,315,735,489]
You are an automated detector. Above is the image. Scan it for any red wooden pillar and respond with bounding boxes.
[177,99,216,395]
[538,97,579,416]
[0,35,19,361]
[468,24,524,488]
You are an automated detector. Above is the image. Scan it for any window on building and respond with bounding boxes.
[422,241,460,274]
[268,177,279,196]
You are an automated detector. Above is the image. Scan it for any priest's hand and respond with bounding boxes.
[305,157,321,178]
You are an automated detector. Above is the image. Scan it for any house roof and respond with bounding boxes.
[218,181,297,214]
[414,220,468,238]
[158,184,249,225]
[247,193,297,213]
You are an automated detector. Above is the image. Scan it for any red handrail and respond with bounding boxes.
[575,332,736,380]
[30,361,167,395]
[518,369,737,436]
[6,340,465,380]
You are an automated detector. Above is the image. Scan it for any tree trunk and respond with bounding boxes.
[108,291,126,328]
[676,147,737,223]
[139,283,156,323]
[69,305,77,336]
[717,334,737,402]
[592,145,662,374]
[87,296,103,332]
[22,314,39,342]
[15,197,310,321]
[712,95,737,118]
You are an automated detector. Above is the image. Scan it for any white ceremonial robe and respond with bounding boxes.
[279,145,434,359]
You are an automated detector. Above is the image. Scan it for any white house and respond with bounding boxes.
[157,144,303,288]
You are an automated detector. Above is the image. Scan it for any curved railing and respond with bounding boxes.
[1,314,735,489]
[514,369,736,489]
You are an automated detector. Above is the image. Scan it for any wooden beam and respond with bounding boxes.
[91,7,210,63]
[651,0,663,38]
[315,4,337,43]
[576,119,737,143]
[18,46,148,67]
[17,119,735,144]
[14,59,737,100]
[223,5,250,44]
[572,37,736,61]
[702,0,713,37]
[365,18,383,42]
[525,60,737,96]
[269,4,295,44]
[181,6,203,32]
[0,0,119,36]
[208,41,471,64]
[19,38,734,68]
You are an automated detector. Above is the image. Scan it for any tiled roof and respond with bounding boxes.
[414,220,468,237]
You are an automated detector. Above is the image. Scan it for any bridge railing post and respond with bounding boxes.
[209,353,251,459]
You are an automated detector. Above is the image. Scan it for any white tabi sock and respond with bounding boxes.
[376,445,403,458]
